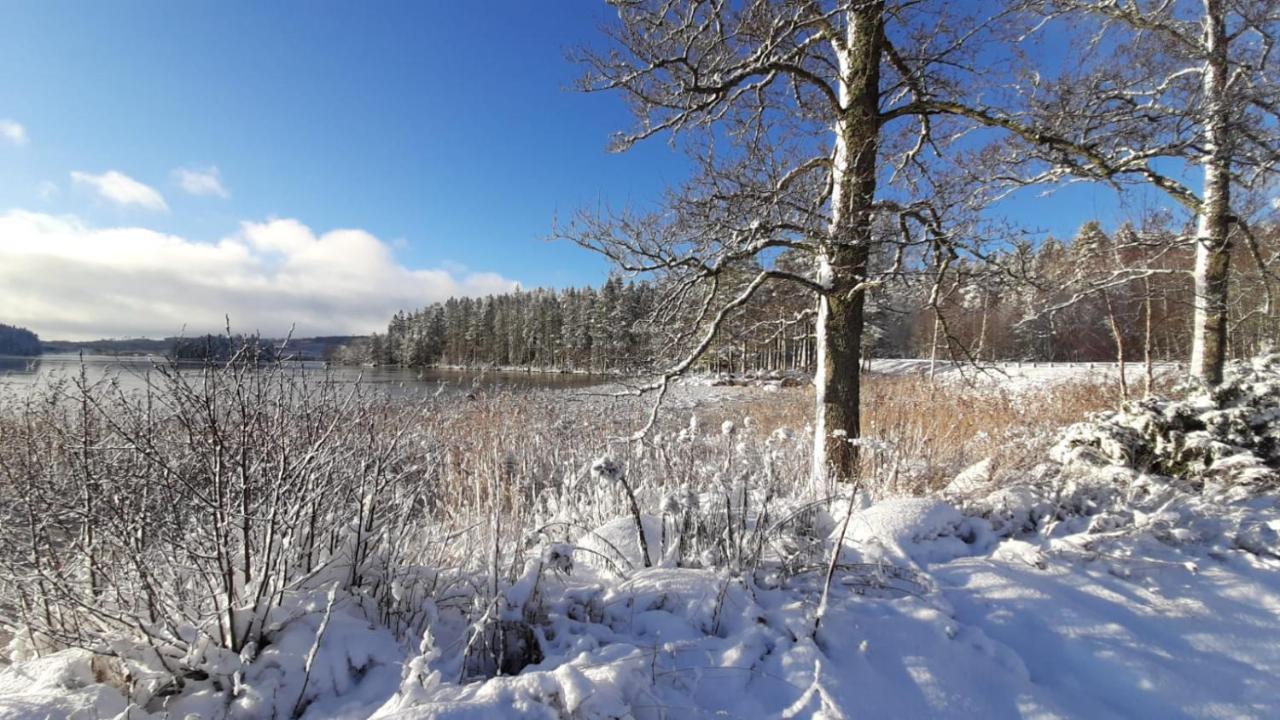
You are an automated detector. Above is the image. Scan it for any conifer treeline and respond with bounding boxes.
[0,324,40,356]
[348,221,1280,373]
[346,277,658,372]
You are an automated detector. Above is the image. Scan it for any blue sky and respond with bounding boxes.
[0,2,688,285]
[0,1,1177,339]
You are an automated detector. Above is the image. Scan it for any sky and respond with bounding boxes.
[0,1,1168,341]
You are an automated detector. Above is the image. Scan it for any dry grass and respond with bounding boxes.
[0,361,1144,684]
[649,374,1127,496]
[860,376,1119,493]
[413,372,1126,520]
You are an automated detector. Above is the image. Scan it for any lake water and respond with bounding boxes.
[0,354,607,399]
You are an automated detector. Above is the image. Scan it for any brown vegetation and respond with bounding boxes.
[0,359,1144,689]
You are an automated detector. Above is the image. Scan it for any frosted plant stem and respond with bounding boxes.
[291,584,337,719]
[813,474,863,638]
[619,473,652,569]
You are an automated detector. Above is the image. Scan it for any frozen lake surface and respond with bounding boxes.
[0,353,607,399]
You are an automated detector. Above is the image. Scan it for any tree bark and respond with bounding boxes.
[1190,0,1232,385]
[1143,276,1154,397]
[812,1,881,487]
[1102,289,1128,401]
[928,313,941,385]
[814,256,869,485]
[976,291,989,361]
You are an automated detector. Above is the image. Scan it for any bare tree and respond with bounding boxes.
[569,0,1013,485]
[921,0,1280,384]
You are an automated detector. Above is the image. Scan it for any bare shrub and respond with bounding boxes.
[0,354,440,697]
[0,352,1124,696]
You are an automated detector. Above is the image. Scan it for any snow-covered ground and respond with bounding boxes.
[6,493,1276,720]
[372,486,1280,719]
[868,359,1182,392]
[3,357,1279,720]
[868,358,1181,382]
[678,359,1179,395]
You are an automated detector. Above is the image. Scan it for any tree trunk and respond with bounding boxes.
[928,313,942,386]
[978,298,988,361]
[812,1,881,487]
[1143,276,1154,397]
[814,263,868,486]
[1190,0,1232,385]
[1102,290,1128,402]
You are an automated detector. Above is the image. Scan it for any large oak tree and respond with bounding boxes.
[571,0,1015,485]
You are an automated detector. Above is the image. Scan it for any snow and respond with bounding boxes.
[678,359,1177,395]
[574,513,665,572]
[0,593,405,720]
[867,359,1181,392]
[0,651,129,720]
[844,497,971,564]
[937,541,1280,718]
[363,351,1280,717]
[7,359,1280,719]
[6,503,1280,719]
[367,525,1280,719]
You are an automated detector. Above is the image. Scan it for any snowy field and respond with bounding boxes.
[681,359,1180,396]
[1,358,1278,720]
[869,360,1184,396]
[5,495,1276,720]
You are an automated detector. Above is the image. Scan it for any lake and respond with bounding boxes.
[0,353,607,399]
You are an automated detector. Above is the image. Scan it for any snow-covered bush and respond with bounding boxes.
[941,355,1280,562]
[0,352,833,713]
[1051,354,1280,499]
[0,356,444,710]
[529,410,827,582]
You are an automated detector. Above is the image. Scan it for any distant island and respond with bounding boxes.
[40,336,171,356]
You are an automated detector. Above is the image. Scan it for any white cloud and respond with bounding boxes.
[0,210,520,340]
[37,181,59,202]
[440,259,468,275]
[0,119,27,146]
[173,166,229,198]
[71,170,168,211]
